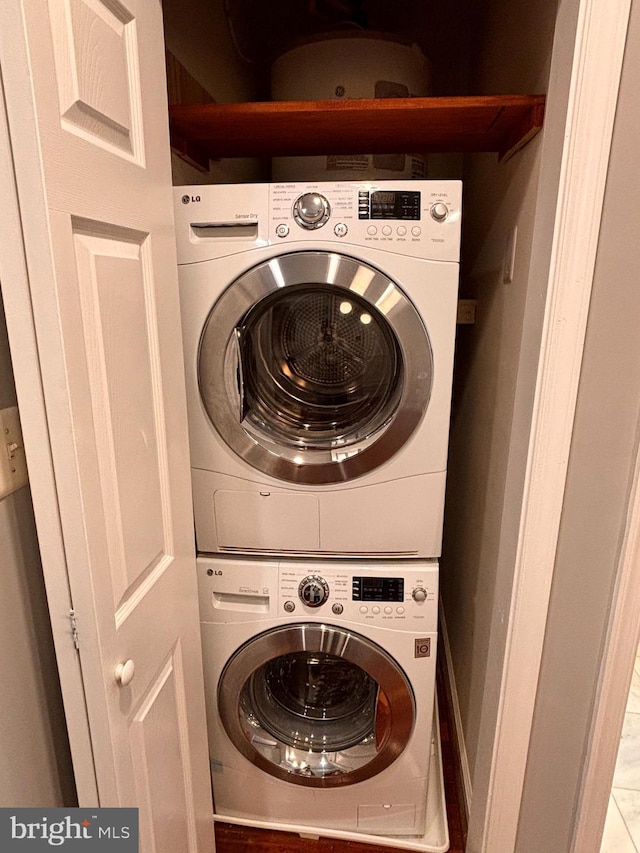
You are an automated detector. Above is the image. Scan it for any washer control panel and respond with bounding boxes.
[196,556,438,632]
[280,562,438,629]
[269,180,461,263]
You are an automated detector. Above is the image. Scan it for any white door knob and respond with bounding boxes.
[115,659,136,687]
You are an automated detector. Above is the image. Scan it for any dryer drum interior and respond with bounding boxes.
[217,623,416,788]
[198,251,434,484]
[239,283,403,448]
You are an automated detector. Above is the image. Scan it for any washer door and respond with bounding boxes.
[217,623,415,788]
[198,251,433,484]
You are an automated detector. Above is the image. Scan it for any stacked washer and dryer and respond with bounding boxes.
[174,179,461,842]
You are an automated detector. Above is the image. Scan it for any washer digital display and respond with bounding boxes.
[352,576,404,602]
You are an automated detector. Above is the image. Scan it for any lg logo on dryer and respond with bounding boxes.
[181,194,201,204]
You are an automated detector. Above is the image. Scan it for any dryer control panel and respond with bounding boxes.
[173,180,461,265]
[270,180,461,262]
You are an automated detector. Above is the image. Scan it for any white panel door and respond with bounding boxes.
[0,1,214,850]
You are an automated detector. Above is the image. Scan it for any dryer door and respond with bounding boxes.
[217,623,415,788]
[198,251,432,484]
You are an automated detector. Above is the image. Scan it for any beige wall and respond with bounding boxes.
[162,0,263,184]
[441,0,559,783]
[0,291,75,806]
[516,0,640,846]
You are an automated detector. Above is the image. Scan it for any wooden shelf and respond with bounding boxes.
[168,95,545,165]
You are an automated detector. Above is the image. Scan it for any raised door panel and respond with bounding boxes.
[72,223,167,607]
[129,643,199,853]
[48,0,142,159]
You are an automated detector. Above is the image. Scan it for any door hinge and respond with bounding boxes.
[69,609,80,650]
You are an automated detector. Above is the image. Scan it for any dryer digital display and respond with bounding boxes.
[352,576,404,602]
[358,190,421,220]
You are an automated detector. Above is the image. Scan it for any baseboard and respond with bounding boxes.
[438,602,473,822]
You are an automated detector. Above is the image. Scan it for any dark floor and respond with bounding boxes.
[214,653,467,853]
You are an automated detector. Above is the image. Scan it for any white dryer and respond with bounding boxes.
[175,181,461,558]
[197,556,438,837]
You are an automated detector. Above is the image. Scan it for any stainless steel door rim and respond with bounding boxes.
[217,622,416,788]
[198,251,433,484]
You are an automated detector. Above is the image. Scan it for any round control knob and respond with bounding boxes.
[293,193,331,229]
[298,575,330,608]
[412,587,428,603]
[284,600,296,613]
[430,202,449,222]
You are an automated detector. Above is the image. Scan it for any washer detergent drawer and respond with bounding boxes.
[213,490,320,552]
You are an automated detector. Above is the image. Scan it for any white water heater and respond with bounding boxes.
[271,32,431,182]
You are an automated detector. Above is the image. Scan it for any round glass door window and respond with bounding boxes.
[217,623,415,787]
[239,284,402,449]
[198,251,433,484]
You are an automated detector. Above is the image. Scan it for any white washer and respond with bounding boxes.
[175,181,461,558]
[197,556,438,837]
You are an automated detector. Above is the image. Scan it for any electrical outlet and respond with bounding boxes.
[0,406,29,500]
[457,299,477,324]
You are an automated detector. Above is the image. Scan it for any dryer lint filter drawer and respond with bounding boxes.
[213,490,320,551]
